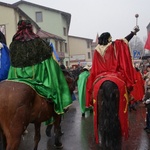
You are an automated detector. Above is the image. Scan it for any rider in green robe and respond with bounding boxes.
[77,65,92,116]
[7,20,72,116]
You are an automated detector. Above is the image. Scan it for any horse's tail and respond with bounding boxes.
[98,80,122,150]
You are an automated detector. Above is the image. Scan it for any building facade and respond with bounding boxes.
[0,1,97,67]
[68,35,93,68]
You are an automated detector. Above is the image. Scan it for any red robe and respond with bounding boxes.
[130,68,145,101]
[86,39,135,143]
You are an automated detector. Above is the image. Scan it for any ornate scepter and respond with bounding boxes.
[135,14,139,26]
[133,14,139,61]
[134,14,143,67]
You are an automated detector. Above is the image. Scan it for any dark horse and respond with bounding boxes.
[97,80,122,150]
[0,78,73,150]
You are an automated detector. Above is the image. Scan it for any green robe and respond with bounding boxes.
[8,57,72,115]
[77,70,91,113]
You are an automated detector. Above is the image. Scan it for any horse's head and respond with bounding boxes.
[61,69,76,94]
[65,75,75,94]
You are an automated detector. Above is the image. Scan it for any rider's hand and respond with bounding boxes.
[133,25,140,34]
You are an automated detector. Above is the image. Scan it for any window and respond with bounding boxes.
[55,41,58,51]
[36,12,43,22]
[65,43,67,53]
[60,42,63,52]
[88,52,91,59]
[63,27,67,36]
[87,41,90,48]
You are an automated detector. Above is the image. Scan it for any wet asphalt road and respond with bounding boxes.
[18,94,150,150]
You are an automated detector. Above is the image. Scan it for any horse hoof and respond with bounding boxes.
[54,143,63,149]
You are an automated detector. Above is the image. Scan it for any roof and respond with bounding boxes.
[68,35,93,41]
[0,1,14,8]
[0,1,40,30]
[147,23,150,32]
[36,29,65,41]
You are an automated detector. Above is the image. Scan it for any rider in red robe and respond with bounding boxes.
[130,67,145,110]
[86,26,139,143]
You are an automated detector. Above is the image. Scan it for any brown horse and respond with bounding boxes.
[0,80,66,150]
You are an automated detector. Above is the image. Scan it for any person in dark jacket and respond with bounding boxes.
[143,88,150,133]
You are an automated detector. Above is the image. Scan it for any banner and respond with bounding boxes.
[50,43,60,62]
[144,32,150,50]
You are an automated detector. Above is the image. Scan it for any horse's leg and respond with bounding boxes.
[57,115,64,136]
[0,128,6,150]
[53,114,63,149]
[46,116,64,137]
[3,119,28,150]
[4,127,23,150]
[45,123,53,137]
[4,121,28,150]
[33,123,41,150]
[6,137,21,150]
[5,105,31,150]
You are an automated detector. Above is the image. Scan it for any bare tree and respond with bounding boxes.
[129,36,145,58]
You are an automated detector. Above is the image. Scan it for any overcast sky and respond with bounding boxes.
[1,0,150,42]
